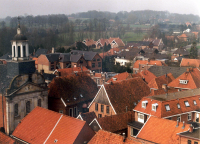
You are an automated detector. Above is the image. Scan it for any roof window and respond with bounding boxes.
[179,79,188,84]
[177,104,180,109]
[184,101,190,107]
[165,104,170,111]
[194,100,197,105]
[142,100,148,108]
[152,103,158,111]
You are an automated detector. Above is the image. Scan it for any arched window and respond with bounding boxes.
[38,99,41,107]
[26,101,30,114]
[14,103,18,117]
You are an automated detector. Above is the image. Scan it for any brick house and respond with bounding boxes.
[11,107,95,144]
[143,38,164,50]
[180,58,200,68]
[107,37,125,48]
[171,48,189,62]
[71,50,103,72]
[88,78,150,118]
[48,73,98,117]
[106,72,133,84]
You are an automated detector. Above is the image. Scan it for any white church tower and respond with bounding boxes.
[11,18,29,61]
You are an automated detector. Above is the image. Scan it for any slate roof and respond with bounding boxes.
[137,116,190,144]
[42,73,56,81]
[106,72,132,84]
[178,128,200,140]
[35,49,48,57]
[88,130,142,144]
[148,66,187,78]
[79,111,97,124]
[104,77,150,114]
[0,53,12,60]
[180,58,200,67]
[132,70,157,84]
[96,111,135,133]
[71,50,98,61]
[45,53,60,62]
[134,89,200,118]
[117,49,142,60]
[148,73,175,89]
[173,48,189,55]
[0,131,15,144]
[59,53,71,62]
[12,107,94,144]
[48,73,98,105]
[168,68,200,89]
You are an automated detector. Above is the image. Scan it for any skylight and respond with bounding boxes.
[184,101,190,107]
[165,105,170,111]
[194,100,197,105]
[177,104,180,109]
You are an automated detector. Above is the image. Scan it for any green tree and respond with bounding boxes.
[189,42,198,59]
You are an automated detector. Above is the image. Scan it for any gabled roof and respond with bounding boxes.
[88,130,142,144]
[96,39,110,47]
[12,107,95,144]
[133,60,163,69]
[0,53,12,60]
[178,128,200,140]
[137,116,190,144]
[168,68,200,89]
[180,58,200,67]
[108,37,125,47]
[132,70,156,83]
[83,39,95,46]
[99,48,120,58]
[173,48,189,55]
[45,53,60,62]
[56,67,89,76]
[117,49,142,60]
[134,89,200,118]
[148,88,178,96]
[78,111,97,124]
[35,48,48,57]
[148,73,175,89]
[148,66,187,78]
[48,73,98,105]
[71,50,99,61]
[104,78,150,114]
[0,131,15,144]
[106,72,132,83]
[94,111,135,133]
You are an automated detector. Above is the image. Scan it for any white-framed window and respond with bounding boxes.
[165,104,170,111]
[188,113,192,121]
[184,101,190,107]
[152,103,158,111]
[142,101,148,108]
[69,108,73,117]
[179,79,188,84]
[138,113,144,123]
[194,100,197,105]
[177,116,181,122]
[177,104,180,109]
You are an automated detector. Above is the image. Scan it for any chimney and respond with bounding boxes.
[176,120,179,127]
[189,124,193,133]
[52,47,55,53]
[182,121,185,129]
[122,133,126,142]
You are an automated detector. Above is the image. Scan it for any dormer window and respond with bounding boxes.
[179,79,188,84]
[194,100,197,105]
[142,100,148,108]
[113,78,117,81]
[177,104,180,109]
[165,104,170,111]
[184,101,190,107]
[134,102,137,106]
[152,103,158,111]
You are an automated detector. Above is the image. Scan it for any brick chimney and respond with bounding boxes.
[189,124,193,133]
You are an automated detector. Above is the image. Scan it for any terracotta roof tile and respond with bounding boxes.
[168,68,200,89]
[132,70,156,84]
[106,72,132,83]
[133,60,163,69]
[12,107,94,144]
[148,88,178,96]
[0,131,15,144]
[99,48,120,58]
[57,66,89,76]
[180,58,200,67]
[105,78,150,114]
[137,116,190,144]
[88,130,142,144]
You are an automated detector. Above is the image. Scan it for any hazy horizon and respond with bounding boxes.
[1,0,200,18]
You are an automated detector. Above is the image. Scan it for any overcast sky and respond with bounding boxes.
[1,0,200,18]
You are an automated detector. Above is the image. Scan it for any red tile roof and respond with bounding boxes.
[168,68,200,89]
[106,72,132,83]
[134,93,200,118]
[180,58,200,67]
[137,116,190,144]
[133,60,163,69]
[148,73,175,89]
[83,39,95,46]
[12,107,95,144]
[48,73,98,105]
[132,70,156,83]
[178,33,188,38]
[57,66,89,76]
[148,88,178,96]
[0,131,15,144]
[104,78,150,114]
[88,130,142,144]
[96,39,110,47]
[99,48,120,58]
[108,37,125,47]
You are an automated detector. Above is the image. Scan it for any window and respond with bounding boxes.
[79,60,83,63]
[59,110,63,114]
[98,114,102,118]
[23,46,26,57]
[138,113,144,123]
[92,63,95,68]
[13,46,15,57]
[131,128,139,136]
[188,140,191,144]
[93,58,96,61]
[184,101,190,107]
[179,79,188,84]
[142,101,148,108]
[101,105,104,112]
[74,107,77,117]
[188,113,192,121]
[38,99,41,107]
[165,105,170,111]
[177,104,180,109]
[97,58,100,61]
[194,142,198,144]
[106,106,109,114]
[14,103,18,117]
[98,62,101,67]
[194,100,197,105]
[95,103,98,111]
[18,46,21,57]
[26,101,30,114]
[69,108,73,117]
[152,103,158,111]
[177,116,181,122]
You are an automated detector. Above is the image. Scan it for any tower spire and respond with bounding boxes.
[17,16,21,34]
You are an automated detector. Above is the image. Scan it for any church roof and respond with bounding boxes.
[13,34,27,41]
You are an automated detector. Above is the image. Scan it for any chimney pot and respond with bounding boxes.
[182,121,185,129]
[176,120,179,127]
[189,124,193,133]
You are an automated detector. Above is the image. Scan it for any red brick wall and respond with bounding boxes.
[180,136,200,144]
[87,54,102,72]
[38,55,49,66]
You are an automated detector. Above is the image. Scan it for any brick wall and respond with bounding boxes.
[87,54,102,72]
[179,136,200,144]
